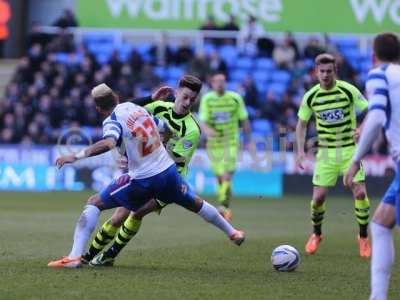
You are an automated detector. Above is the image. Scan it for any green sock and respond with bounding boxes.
[105,216,142,258]
[355,197,370,238]
[217,181,231,208]
[310,200,326,236]
[86,219,118,260]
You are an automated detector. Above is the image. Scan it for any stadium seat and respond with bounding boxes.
[235,57,253,69]
[135,43,152,56]
[166,66,184,80]
[268,82,287,97]
[154,66,166,79]
[253,70,270,83]
[219,45,238,67]
[231,69,249,82]
[255,58,275,70]
[271,70,291,84]
[203,43,216,56]
[83,33,115,45]
[251,118,272,136]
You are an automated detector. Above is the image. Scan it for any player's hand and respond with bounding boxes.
[152,86,174,101]
[354,128,361,143]
[116,173,130,186]
[296,152,306,170]
[343,162,360,188]
[55,154,76,169]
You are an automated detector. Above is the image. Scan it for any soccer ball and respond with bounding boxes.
[271,245,300,272]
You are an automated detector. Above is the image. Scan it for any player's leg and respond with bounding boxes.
[305,153,337,254]
[48,193,107,268]
[90,200,161,266]
[351,182,371,258]
[305,186,329,254]
[159,166,245,245]
[82,207,130,263]
[370,177,398,300]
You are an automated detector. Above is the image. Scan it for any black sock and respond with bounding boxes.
[359,224,368,238]
[313,225,322,236]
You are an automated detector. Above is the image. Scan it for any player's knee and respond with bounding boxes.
[110,214,127,227]
[87,194,103,208]
[372,203,396,228]
[353,185,366,200]
[313,194,325,206]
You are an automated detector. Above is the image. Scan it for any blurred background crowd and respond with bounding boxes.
[0,10,373,150]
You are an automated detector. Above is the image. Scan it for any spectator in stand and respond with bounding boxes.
[240,77,259,110]
[284,32,300,60]
[175,39,193,65]
[238,15,264,56]
[222,14,239,31]
[138,63,161,91]
[261,90,280,122]
[336,54,358,86]
[187,52,210,81]
[209,51,227,77]
[324,34,339,56]
[303,37,325,59]
[200,15,217,30]
[27,21,52,49]
[272,39,296,70]
[52,9,79,28]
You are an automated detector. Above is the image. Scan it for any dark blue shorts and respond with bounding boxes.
[99,164,196,211]
[382,163,400,225]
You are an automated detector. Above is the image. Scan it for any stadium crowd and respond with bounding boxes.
[0,12,368,149]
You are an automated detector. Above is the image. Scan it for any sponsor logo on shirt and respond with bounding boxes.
[319,108,344,123]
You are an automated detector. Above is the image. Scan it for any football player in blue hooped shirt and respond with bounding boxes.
[48,81,245,268]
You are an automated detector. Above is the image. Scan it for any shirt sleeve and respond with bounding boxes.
[350,85,369,111]
[297,94,313,122]
[144,100,164,114]
[102,117,122,142]
[236,94,248,121]
[366,69,389,112]
[198,95,209,122]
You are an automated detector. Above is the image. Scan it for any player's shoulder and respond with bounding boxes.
[201,91,215,101]
[149,100,173,114]
[187,113,202,136]
[336,80,359,91]
[303,84,320,102]
[226,90,243,102]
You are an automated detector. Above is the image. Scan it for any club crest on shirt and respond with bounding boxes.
[183,140,193,149]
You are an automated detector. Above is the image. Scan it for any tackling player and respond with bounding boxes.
[344,32,400,300]
[199,73,251,221]
[48,83,245,268]
[296,53,371,257]
[83,75,203,266]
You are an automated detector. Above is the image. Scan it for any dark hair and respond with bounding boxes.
[178,75,202,94]
[373,32,400,62]
[315,53,336,66]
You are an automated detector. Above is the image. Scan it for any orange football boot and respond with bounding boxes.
[47,256,82,268]
[305,234,322,254]
[358,236,371,258]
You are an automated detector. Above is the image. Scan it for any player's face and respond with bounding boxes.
[175,87,198,115]
[211,74,226,94]
[316,63,336,89]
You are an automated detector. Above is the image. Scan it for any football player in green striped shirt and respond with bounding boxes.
[82,75,203,266]
[296,53,371,257]
[199,73,251,221]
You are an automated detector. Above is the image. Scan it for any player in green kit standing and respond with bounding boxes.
[199,73,251,221]
[296,54,371,257]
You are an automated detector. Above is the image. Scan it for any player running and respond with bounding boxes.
[344,33,400,300]
[199,72,251,221]
[83,75,203,266]
[48,83,245,268]
[296,53,371,257]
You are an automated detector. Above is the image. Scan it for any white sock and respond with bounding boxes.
[198,201,236,237]
[370,222,394,300]
[68,205,101,258]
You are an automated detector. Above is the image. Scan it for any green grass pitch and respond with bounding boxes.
[0,191,399,299]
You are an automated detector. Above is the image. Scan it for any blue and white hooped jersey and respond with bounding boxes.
[366,63,400,162]
[102,102,174,179]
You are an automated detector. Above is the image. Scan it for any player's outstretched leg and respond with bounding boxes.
[90,213,141,267]
[48,195,103,268]
[82,207,129,264]
[352,183,371,258]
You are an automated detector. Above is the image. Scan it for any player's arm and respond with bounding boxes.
[56,137,116,168]
[344,70,388,187]
[350,85,369,141]
[198,95,217,137]
[296,95,313,169]
[131,86,174,106]
[237,94,252,142]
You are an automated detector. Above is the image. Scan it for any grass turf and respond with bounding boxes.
[0,192,399,300]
